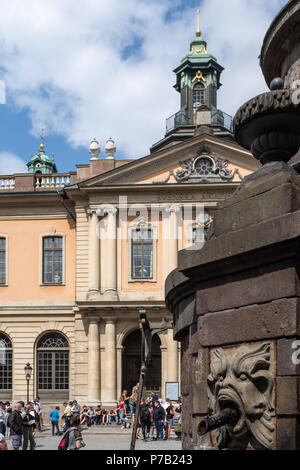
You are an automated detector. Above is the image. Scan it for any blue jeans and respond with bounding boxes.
[129,404,134,417]
[109,415,118,424]
[119,409,126,425]
[155,421,164,440]
[0,421,6,435]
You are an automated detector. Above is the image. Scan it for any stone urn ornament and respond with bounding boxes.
[233,79,300,165]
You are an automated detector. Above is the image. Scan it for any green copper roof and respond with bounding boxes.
[27,141,58,174]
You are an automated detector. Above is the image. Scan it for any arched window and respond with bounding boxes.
[0,333,12,399]
[193,83,205,112]
[37,332,69,400]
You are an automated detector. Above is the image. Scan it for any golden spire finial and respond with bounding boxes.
[40,125,46,150]
[196,8,201,37]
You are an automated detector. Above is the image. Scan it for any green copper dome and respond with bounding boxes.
[27,141,57,175]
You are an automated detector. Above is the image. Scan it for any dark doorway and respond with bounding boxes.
[122,330,161,396]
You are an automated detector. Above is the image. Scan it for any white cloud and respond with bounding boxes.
[0,152,27,174]
[0,0,286,158]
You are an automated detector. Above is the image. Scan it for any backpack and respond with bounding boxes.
[142,407,151,421]
[58,429,71,451]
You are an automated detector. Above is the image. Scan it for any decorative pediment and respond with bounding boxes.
[152,146,244,184]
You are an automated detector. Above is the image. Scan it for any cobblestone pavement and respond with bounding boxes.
[6,426,182,451]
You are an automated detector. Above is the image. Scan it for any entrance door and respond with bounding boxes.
[122,330,161,396]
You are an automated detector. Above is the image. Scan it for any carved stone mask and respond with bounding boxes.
[207,342,275,450]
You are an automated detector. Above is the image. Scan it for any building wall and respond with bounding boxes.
[0,218,76,303]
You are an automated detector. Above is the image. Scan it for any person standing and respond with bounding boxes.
[9,402,24,450]
[22,405,36,451]
[49,407,60,436]
[153,400,165,441]
[140,398,151,442]
[117,398,126,428]
[33,399,42,432]
[165,399,174,440]
[0,402,6,436]
[62,402,72,432]
[36,397,43,427]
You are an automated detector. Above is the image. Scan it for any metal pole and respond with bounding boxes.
[130,363,146,451]
[26,377,29,404]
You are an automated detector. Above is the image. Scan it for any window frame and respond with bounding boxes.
[40,233,66,286]
[0,333,13,394]
[0,235,8,287]
[128,224,158,283]
[193,82,206,113]
[36,332,70,400]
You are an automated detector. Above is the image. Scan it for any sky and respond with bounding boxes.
[0,0,287,175]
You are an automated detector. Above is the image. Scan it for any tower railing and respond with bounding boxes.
[166,108,233,133]
[166,110,191,133]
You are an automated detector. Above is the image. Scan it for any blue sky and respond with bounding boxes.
[0,0,287,175]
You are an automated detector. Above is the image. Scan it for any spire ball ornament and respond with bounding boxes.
[270,77,284,91]
[89,138,101,161]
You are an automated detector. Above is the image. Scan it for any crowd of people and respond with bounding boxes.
[0,390,182,450]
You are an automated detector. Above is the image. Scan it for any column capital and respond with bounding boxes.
[96,206,118,217]
[87,314,100,323]
[102,316,117,324]
[165,204,181,214]
[87,208,98,216]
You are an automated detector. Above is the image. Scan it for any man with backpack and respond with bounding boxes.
[8,402,23,450]
[140,398,151,442]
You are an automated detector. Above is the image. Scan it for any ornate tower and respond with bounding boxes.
[151,10,232,153]
[173,9,223,121]
[27,126,58,175]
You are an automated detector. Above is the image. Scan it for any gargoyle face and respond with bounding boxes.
[207,343,275,450]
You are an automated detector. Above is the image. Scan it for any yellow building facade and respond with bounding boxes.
[0,24,260,412]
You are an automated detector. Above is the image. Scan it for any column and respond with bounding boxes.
[163,205,180,278]
[167,329,179,383]
[102,317,117,405]
[88,317,100,403]
[98,206,118,298]
[88,209,100,297]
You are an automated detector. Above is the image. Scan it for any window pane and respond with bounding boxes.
[54,251,63,283]
[0,238,5,250]
[43,251,53,283]
[0,251,5,284]
[43,237,53,249]
[54,237,63,248]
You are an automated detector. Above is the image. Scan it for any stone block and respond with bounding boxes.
[277,416,300,450]
[181,348,193,397]
[277,337,300,376]
[198,298,300,347]
[197,262,299,315]
[276,376,300,415]
[192,381,208,415]
[214,181,300,238]
[193,347,210,382]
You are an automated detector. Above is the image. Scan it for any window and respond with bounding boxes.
[194,157,214,176]
[131,228,153,280]
[0,238,6,285]
[37,333,69,396]
[0,333,12,392]
[43,236,63,284]
[193,83,205,112]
